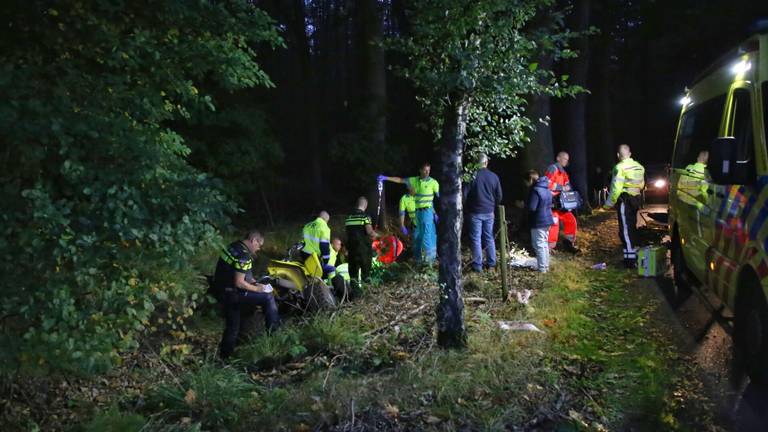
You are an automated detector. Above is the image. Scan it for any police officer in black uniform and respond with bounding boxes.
[213,230,279,359]
[344,197,378,297]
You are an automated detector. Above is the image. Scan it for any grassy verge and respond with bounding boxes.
[9,220,717,431]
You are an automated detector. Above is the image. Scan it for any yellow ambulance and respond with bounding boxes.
[669,30,768,384]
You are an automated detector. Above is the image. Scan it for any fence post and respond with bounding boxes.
[498,205,509,300]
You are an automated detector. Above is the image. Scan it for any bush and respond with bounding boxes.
[0,1,282,373]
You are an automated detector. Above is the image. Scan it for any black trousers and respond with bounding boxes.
[616,193,640,265]
[347,239,371,295]
[219,288,280,359]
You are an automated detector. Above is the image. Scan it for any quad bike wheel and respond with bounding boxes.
[303,277,337,312]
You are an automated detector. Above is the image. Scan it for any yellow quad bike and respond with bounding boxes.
[266,250,337,312]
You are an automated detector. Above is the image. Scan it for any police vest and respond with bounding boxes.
[606,158,645,206]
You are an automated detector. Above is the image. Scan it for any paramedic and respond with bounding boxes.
[379,162,440,265]
[545,152,579,253]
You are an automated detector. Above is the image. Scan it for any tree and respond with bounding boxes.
[0,0,282,373]
[564,0,592,211]
[393,0,579,347]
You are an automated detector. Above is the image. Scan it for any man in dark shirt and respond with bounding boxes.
[214,230,279,359]
[464,153,503,272]
[344,197,378,297]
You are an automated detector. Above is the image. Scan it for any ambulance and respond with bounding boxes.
[669,30,768,384]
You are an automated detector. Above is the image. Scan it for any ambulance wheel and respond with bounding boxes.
[671,232,693,303]
[304,278,337,312]
[734,278,768,386]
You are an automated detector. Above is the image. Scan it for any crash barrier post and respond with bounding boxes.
[498,205,509,300]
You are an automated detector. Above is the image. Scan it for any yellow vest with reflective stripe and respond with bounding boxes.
[301,217,331,256]
[399,194,416,220]
[678,162,709,208]
[407,176,439,209]
[606,158,645,206]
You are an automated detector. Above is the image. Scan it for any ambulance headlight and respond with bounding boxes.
[653,179,666,188]
[731,60,751,75]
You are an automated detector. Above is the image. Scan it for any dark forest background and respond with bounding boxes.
[230,0,768,224]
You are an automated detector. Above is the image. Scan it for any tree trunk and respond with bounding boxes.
[290,0,323,205]
[360,0,388,228]
[436,96,468,349]
[594,33,615,191]
[565,0,592,211]
[360,0,387,150]
[525,53,555,174]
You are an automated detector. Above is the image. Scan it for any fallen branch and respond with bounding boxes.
[464,297,487,304]
[363,303,429,337]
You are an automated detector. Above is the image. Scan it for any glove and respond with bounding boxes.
[377,174,387,182]
[262,283,273,294]
[400,225,409,236]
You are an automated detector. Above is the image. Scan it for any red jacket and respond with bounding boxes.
[545,164,570,196]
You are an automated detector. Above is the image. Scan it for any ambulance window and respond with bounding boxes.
[730,88,754,179]
[672,95,725,168]
[731,89,753,149]
[763,82,768,146]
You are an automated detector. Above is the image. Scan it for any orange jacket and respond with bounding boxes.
[545,164,571,196]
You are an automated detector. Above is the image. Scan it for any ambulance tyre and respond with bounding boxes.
[734,275,768,386]
[671,231,693,303]
[304,278,337,312]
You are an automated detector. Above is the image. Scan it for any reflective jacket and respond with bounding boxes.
[606,158,645,207]
[545,164,571,196]
[407,176,440,209]
[301,217,331,262]
[399,194,416,221]
[678,162,709,209]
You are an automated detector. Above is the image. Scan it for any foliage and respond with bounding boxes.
[145,365,258,431]
[81,406,147,432]
[391,0,581,167]
[237,313,367,368]
[0,0,282,373]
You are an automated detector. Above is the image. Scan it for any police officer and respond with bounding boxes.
[301,211,334,277]
[345,197,378,296]
[379,162,440,265]
[213,230,279,359]
[603,144,646,268]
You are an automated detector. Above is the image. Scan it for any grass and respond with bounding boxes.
[9,217,718,431]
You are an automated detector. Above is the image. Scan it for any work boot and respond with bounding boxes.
[562,239,581,255]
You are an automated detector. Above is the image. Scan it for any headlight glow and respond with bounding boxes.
[653,179,666,188]
[679,95,691,106]
[731,60,751,75]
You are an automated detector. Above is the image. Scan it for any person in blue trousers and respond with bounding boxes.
[463,154,503,272]
[379,162,440,265]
